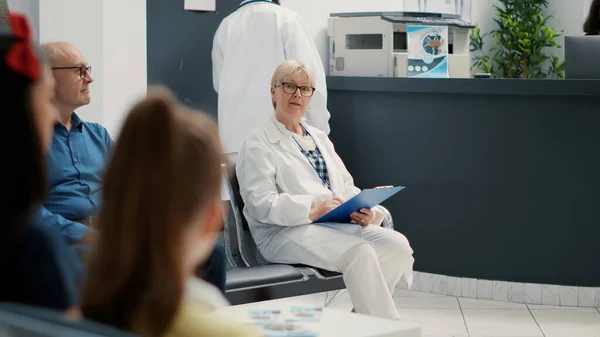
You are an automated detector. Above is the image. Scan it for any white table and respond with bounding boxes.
[218,302,422,337]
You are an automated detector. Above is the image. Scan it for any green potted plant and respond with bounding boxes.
[470,0,565,79]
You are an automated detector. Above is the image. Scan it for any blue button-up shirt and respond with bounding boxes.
[38,113,114,243]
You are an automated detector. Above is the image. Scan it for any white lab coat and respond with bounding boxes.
[236,116,414,319]
[237,115,384,244]
[212,0,330,154]
[237,114,412,262]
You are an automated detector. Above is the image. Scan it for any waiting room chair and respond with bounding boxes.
[221,179,308,293]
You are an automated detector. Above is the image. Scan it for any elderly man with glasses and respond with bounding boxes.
[37,41,109,245]
[36,42,229,296]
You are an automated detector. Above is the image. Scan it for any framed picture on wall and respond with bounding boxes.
[184,0,215,12]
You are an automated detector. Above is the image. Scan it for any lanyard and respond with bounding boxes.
[291,127,332,191]
[239,0,274,8]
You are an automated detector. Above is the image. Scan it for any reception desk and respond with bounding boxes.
[326,76,600,287]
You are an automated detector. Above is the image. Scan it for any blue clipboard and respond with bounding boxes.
[313,186,405,223]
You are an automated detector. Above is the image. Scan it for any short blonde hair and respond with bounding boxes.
[271,60,315,87]
[271,60,315,109]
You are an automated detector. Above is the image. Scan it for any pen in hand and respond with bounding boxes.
[309,196,344,222]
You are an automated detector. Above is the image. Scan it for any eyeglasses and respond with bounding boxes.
[276,82,315,97]
[51,66,92,79]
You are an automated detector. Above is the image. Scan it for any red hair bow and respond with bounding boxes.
[4,13,41,81]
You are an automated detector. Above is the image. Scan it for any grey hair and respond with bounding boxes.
[270,60,315,109]
[40,42,68,67]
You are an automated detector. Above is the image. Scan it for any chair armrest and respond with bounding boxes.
[373,205,394,229]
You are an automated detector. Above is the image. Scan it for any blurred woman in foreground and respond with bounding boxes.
[81,88,260,337]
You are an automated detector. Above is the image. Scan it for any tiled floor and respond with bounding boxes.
[235,288,600,337]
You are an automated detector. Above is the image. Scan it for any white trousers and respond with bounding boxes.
[258,223,414,320]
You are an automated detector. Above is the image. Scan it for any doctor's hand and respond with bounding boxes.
[350,208,374,227]
[309,197,344,222]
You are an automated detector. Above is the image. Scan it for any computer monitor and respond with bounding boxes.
[565,36,600,79]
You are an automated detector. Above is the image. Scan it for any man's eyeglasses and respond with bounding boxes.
[51,66,92,79]
[276,82,315,97]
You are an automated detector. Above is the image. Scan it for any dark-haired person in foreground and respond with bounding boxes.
[0,13,83,313]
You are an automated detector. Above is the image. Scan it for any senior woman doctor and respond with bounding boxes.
[236,61,414,320]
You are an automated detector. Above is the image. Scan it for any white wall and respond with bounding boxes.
[583,0,593,20]
[39,0,105,127]
[471,0,496,38]
[7,0,39,40]
[547,0,585,61]
[102,0,147,137]
[14,0,148,138]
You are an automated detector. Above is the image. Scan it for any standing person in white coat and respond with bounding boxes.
[236,61,414,320]
[212,0,330,161]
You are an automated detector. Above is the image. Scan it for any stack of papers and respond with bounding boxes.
[245,306,323,336]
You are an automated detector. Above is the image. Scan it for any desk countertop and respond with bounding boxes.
[326,76,600,97]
